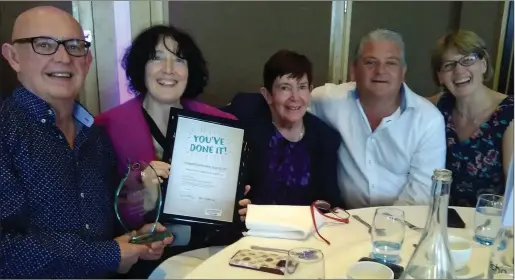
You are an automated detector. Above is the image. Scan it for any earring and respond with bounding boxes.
[439,84,445,93]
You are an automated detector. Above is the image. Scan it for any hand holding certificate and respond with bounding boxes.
[161,110,248,226]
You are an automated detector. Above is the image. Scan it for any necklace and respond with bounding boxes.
[272,122,305,142]
[454,103,495,125]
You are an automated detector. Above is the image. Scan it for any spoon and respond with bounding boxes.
[352,215,386,236]
[476,219,492,234]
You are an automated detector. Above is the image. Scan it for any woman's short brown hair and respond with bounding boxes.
[262,50,313,93]
[430,30,494,86]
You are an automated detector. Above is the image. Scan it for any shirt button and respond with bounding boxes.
[40,119,46,124]
[85,224,90,229]
[80,192,85,198]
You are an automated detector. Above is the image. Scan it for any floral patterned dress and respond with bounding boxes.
[437,93,514,207]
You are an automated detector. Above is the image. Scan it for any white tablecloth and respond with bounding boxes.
[148,246,226,279]
[153,206,491,279]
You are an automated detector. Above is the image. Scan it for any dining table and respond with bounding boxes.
[149,205,492,279]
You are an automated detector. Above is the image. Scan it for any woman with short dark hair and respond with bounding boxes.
[224,50,344,207]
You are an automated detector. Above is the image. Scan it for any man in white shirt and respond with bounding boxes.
[310,29,446,209]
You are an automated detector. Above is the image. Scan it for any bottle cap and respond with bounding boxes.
[432,168,452,183]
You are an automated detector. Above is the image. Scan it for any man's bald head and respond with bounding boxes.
[2,6,91,105]
[12,6,84,41]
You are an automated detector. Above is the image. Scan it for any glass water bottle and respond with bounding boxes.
[488,226,514,279]
[399,168,455,279]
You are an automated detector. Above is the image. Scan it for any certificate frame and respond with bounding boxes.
[159,109,248,228]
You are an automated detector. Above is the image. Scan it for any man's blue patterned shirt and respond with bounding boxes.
[0,87,120,278]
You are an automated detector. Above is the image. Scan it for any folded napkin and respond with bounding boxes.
[244,204,326,240]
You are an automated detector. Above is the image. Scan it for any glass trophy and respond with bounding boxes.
[114,159,172,244]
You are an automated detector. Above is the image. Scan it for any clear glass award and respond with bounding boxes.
[115,159,172,244]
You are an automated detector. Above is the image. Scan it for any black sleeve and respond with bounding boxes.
[322,130,345,208]
[220,94,245,118]
[220,92,265,121]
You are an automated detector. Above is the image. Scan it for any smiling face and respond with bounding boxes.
[353,40,406,98]
[144,36,188,104]
[1,7,91,102]
[261,74,311,125]
[437,49,487,98]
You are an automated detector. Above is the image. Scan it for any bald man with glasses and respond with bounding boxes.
[0,6,173,278]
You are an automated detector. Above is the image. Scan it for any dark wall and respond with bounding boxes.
[169,1,332,106]
[349,1,456,97]
[169,1,506,103]
[0,1,72,97]
[460,1,506,89]
[0,1,508,103]
[497,1,513,96]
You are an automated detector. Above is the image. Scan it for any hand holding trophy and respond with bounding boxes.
[115,159,174,244]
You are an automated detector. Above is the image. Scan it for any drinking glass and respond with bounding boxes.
[285,247,325,279]
[371,208,405,263]
[474,194,503,245]
[488,226,514,279]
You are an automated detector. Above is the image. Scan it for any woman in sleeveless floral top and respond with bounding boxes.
[428,30,514,207]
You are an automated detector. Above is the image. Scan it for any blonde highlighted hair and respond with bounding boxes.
[430,30,494,86]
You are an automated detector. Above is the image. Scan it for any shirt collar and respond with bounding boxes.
[351,82,416,113]
[12,86,94,128]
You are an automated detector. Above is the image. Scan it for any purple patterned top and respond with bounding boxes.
[257,128,311,205]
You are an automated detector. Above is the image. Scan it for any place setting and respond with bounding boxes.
[203,202,495,280]
[147,164,513,279]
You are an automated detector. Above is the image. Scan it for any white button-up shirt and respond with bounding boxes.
[309,82,446,209]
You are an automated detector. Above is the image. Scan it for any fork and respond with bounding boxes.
[383,212,423,232]
[403,220,424,232]
[352,215,386,236]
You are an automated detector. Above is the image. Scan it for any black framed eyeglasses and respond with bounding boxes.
[13,36,91,57]
[440,53,480,72]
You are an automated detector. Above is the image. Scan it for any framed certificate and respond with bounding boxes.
[160,109,247,227]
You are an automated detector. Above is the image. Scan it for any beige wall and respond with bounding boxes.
[0,1,72,96]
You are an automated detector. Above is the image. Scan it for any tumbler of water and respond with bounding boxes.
[474,194,503,245]
[488,226,514,279]
[371,207,405,264]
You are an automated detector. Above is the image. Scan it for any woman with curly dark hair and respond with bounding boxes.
[95,25,246,278]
